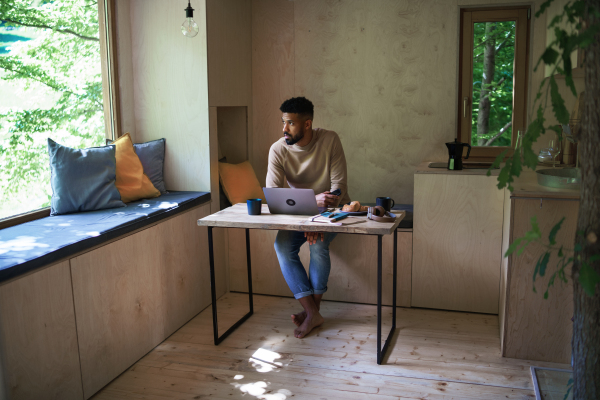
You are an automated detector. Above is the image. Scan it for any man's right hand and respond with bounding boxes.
[316,192,339,208]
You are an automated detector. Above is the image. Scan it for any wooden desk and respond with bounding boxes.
[198,204,405,364]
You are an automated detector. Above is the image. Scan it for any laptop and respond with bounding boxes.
[263,187,320,216]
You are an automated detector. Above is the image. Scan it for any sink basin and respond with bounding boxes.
[536,168,581,190]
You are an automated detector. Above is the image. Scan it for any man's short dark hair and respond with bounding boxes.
[280,97,314,120]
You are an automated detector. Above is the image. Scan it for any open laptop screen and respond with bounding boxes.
[263,188,319,216]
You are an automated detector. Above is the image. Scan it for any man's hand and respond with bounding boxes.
[305,231,324,245]
[315,191,339,208]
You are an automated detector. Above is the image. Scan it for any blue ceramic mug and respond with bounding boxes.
[247,198,262,215]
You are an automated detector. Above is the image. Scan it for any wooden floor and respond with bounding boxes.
[92,293,569,400]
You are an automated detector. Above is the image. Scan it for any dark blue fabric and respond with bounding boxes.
[0,191,209,281]
[391,204,413,229]
[48,139,125,215]
[134,139,166,194]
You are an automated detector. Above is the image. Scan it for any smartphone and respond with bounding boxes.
[330,188,341,196]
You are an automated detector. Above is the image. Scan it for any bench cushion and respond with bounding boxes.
[392,204,413,229]
[0,191,210,282]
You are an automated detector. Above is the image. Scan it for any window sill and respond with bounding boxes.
[0,208,51,231]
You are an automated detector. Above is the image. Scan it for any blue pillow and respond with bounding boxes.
[133,138,166,194]
[48,139,126,215]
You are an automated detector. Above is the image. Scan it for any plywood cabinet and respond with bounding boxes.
[413,173,505,314]
[70,204,212,398]
[501,197,578,364]
[0,203,214,400]
[0,261,83,400]
[71,225,165,398]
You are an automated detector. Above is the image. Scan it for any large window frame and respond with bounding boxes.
[0,0,120,230]
[458,7,530,161]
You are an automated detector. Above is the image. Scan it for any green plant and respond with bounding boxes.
[490,0,599,298]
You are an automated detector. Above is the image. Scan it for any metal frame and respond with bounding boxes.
[207,226,398,364]
[377,229,398,364]
[208,227,254,345]
[530,366,573,400]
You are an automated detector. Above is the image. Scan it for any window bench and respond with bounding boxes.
[0,192,220,400]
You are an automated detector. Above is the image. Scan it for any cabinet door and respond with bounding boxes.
[504,198,578,363]
[413,174,505,313]
[0,261,83,400]
[71,225,164,399]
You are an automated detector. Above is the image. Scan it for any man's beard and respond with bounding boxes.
[284,129,305,145]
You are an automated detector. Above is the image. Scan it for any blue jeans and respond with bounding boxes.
[274,230,338,299]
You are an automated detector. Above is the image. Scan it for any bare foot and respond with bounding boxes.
[291,311,306,327]
[294,312,324,338]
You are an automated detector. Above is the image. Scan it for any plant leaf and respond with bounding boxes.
[549,76,570,124]
[505,237,523,257]
[534,253,543,281]
[489,149,509,178]
[549,217,565,245]
[510,148,522,178]
[541,47,559,66]
[539,251,551,277]
[536,0,556,18]
[579,261,600,296]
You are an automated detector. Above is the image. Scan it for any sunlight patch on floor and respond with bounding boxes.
[229,348,293,399]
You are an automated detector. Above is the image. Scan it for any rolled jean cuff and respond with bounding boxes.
[313,287,327,295]
[294,290,314,300]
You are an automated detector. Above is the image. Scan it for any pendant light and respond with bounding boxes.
[181,0,199,38]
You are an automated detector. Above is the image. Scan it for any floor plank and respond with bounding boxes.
[92,293,568,400]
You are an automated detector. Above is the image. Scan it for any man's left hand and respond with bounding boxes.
[305,232,324,245]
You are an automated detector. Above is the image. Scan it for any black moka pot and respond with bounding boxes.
[445,139,471,170]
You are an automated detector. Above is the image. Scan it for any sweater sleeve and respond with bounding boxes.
[266,144,285,188]
[329,133,350,205]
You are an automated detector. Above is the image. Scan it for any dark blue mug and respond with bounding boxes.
[247,198,262,215]
[376,197,395,212]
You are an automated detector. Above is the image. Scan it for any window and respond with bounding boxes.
[0,0,118,225]
[458,7,530,160]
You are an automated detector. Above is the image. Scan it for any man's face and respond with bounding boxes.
[282,113,308,145]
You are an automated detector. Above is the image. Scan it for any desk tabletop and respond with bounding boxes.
[197,204,404,235]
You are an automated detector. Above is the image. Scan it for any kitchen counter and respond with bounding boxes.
[416,162,580,200]
[415,161,501,176]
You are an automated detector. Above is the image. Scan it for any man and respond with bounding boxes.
[266,96,350,339]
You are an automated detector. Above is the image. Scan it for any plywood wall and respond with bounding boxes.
[252,0,549,204]
[126,0,211,192]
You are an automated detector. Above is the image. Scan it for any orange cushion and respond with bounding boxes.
[113,133,160,203]
[219,161,266,204]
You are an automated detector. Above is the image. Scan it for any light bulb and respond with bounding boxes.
[181,1,198,38]
[182,17,199,37]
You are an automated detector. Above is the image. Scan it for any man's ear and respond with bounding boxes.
[304,118,313,131]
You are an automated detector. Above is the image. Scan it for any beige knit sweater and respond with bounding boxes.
[266,128,350,206]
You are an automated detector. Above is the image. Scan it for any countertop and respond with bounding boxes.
[415,161,580,200]
[415,161,501,176]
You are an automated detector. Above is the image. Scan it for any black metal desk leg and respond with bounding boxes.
[393,229,397,328]
[377,235,382,364]
[246,228,254,314]
[377,232,398,364]
[208,226,254,345]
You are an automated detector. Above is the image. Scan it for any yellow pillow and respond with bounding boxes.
[113,133,160,203]
[219,161,266,204]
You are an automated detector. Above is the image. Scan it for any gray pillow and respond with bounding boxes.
[48,139,126,215]
[133,138,166,194]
